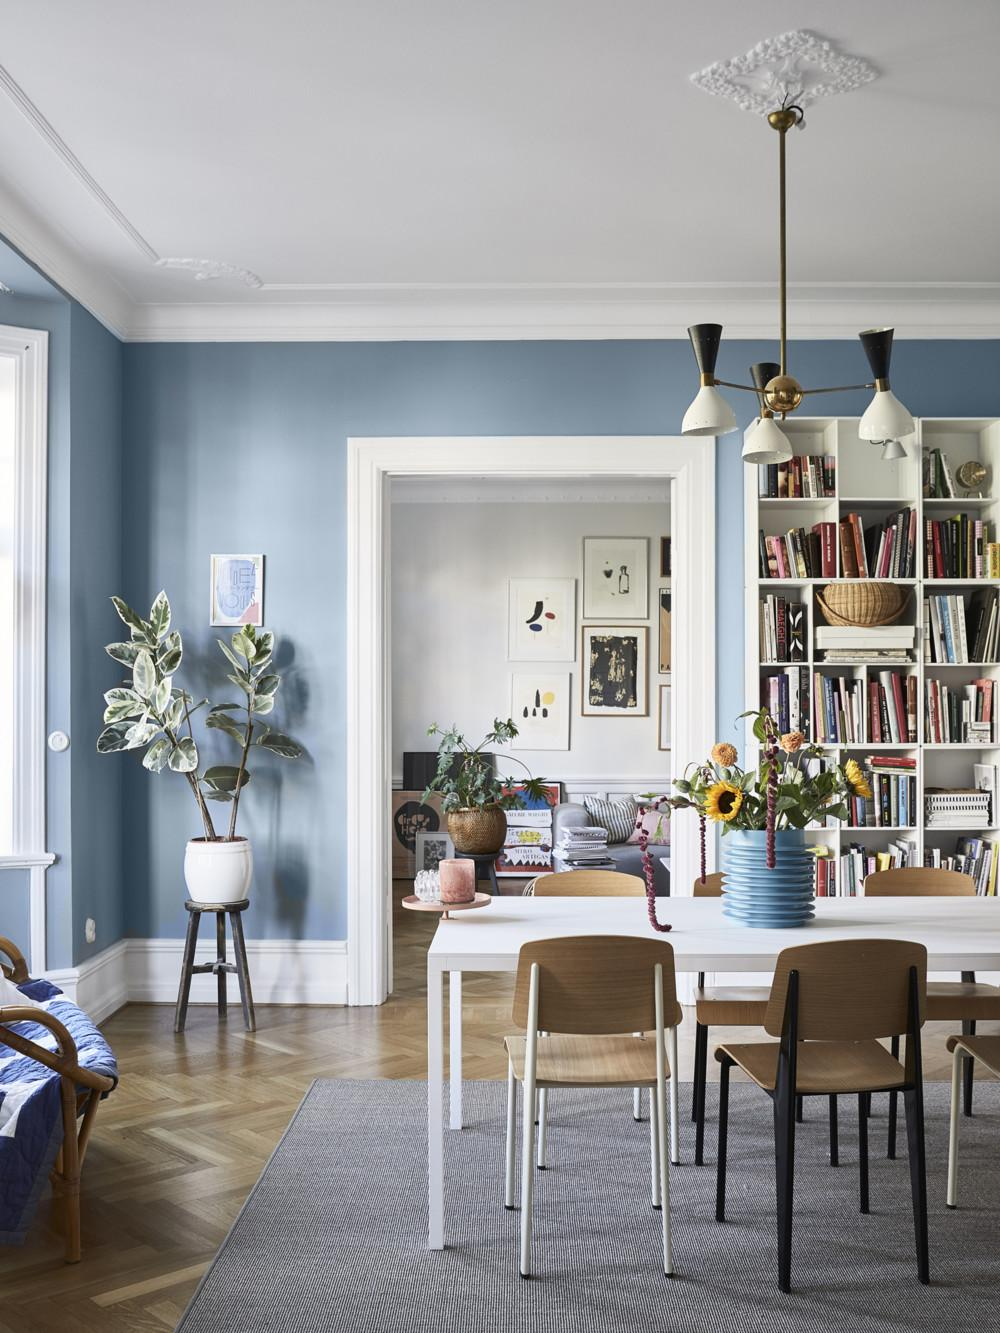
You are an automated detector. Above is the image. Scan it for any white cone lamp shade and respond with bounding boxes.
[681,323,739,437]
[742,415,793,465]
[857,327,915,444]
[681,384,738,436]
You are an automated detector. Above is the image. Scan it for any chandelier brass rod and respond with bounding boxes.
[778,121,787,377]
[799,381,876,396]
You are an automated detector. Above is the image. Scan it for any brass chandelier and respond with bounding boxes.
[680,104,915,465]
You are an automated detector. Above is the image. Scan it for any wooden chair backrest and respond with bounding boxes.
[692,872,724,898]
[530,870,643,897]
[512,935,681,1034]
[763,939,927,1041]
[863,867,975,897]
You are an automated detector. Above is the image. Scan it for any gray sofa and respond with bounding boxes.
[551,802,670,896]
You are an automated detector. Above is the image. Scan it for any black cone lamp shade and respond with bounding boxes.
[750,361,782,406]
[859,328,894,384]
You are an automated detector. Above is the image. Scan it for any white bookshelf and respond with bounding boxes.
[744,416,1000,893]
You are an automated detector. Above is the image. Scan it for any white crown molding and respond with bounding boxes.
[121,288,1000,342]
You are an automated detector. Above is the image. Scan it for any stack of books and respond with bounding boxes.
[836,837,918,896]
[924,787,993,829]
[837,510,917,579]
[816,624,915,665]
[924,590,999,663]
[758,454,836,498]
[925,680,998,744]
[554,825,613,867]
[925,837,998,895]
[761,666,808,735]
[867,671,918,743]
[924,514,997,579]
[759,595,805,663]
[812,673,864,744]
[759,525,834,579]
[923,447,958,498]
[847,758,917,828]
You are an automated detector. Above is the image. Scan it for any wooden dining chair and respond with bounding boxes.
[527,868,680,1167]
[946,1032,1000,1208]
[864,866,1000,1153]
[503,935,681,1277]
[714,938,929,1293]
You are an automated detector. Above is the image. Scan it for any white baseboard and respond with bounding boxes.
[44,937,348,1023]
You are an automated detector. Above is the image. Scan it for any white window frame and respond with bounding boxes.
[0,326,52,972]
[345,435,716,1006]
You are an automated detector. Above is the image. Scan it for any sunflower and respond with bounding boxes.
[705,781,744,823]
[844,758,873,800]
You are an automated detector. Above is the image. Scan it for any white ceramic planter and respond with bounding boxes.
[184,837,253,905]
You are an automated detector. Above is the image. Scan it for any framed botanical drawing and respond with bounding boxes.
[658,587,672,673]
[211,554,264,626]
[658,685,671,750]
[582,537,648,618]
[509,672,571,749]
[507,578,575,661]
[581,625,648,716]
[414,830,455,873]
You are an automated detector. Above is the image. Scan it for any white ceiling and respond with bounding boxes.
[1,1,998,340]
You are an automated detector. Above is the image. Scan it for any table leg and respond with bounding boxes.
[449,971,463,1130]
[669,1026,680,1164]
[428,958,445,1250]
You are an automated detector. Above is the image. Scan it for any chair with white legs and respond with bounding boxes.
[946,1032,1000,1209]
[527,870,680,1167]
[503,935,681,1278]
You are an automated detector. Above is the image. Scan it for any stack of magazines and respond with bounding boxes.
[924,787,993,829]
[555,825,614,866]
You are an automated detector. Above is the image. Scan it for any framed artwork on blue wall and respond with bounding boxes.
[211,553,264,626]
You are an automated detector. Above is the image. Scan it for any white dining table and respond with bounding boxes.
[425,893,1000,1248]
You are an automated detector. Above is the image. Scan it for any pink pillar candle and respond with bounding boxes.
[439,858,476,904]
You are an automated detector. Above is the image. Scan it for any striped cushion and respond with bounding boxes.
[582,795,639,845]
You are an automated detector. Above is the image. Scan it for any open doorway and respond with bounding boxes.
[346,437,716,1006]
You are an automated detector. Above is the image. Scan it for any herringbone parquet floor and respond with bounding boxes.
[0,884,993,1330]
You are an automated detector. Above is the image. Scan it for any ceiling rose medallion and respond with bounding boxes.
[682,32,914,466]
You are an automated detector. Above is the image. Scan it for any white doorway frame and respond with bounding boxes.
[346,436,716,1005]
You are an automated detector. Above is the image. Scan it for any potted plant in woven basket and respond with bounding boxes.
[96,592,303,904]
[423,719,548,854]
[671,708,867,927]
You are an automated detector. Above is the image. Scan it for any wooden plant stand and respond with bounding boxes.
[174,898,256,1034]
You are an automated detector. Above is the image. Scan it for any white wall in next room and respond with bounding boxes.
[390,479,671,786]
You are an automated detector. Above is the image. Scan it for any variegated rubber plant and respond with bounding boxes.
[97,591,303,841]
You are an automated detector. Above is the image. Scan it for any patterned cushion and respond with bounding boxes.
[582,795,638,845]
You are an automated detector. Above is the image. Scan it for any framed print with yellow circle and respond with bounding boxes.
[509,672,570,750]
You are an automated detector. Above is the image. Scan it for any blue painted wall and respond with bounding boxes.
[122,338,1000,942]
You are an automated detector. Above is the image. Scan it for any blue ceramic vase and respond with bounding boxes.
[720,828,815,928]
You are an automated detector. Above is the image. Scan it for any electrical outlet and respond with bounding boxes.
[85,918,96,944]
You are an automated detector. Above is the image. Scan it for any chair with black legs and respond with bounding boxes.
[691,874,839,1166]
[714,938,929,1294]
[864,866,1000,1157]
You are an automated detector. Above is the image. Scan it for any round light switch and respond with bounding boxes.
[47,730,70,752]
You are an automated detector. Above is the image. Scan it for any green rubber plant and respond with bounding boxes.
[97,591,303,840]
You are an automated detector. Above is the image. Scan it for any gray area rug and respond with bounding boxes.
[179,1079,1000,1333]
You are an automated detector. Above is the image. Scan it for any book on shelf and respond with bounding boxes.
[924,836,998,896]
[849,769,916,829]
[866,671,917,743]
[924,590,999,664]
[758,595,805,663]
[922,447,958,499]
[864,508,917,579]
[759,525,832,579]
[924,514,995,579]
[924,786,993,828]
[924,679,999,744]
[811,672,864,745]
[973,763,999,826]
[836,838,917,897]
[759,454,836,499]
[762,667,808,735]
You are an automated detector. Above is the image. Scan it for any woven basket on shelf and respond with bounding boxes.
[816,581,910,627]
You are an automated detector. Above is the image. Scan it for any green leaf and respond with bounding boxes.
[104,686,140,706]
[157,630,183,670]
[106,640,141,666]
[252,693,275,715]
[209,701,243,712]
[133,650,156,700]
[111,596,147,635]
[124,720,160,750]
[256,731,302,758]
[149,590,171,639]
[227,673,252,696]
[203,788,234,802]
[206,711,245,743]
[142,737,172,772]
[217,639,248,673]
[168,737,199,772]
[231,630,256,662]
[254,673,280,696]
[152,677,172,715]
[203,764,250,792]
[165,697,186,730]
[103,699,143,724]
[96,723,132,754]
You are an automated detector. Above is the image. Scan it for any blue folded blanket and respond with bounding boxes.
[0,978,118,1245]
